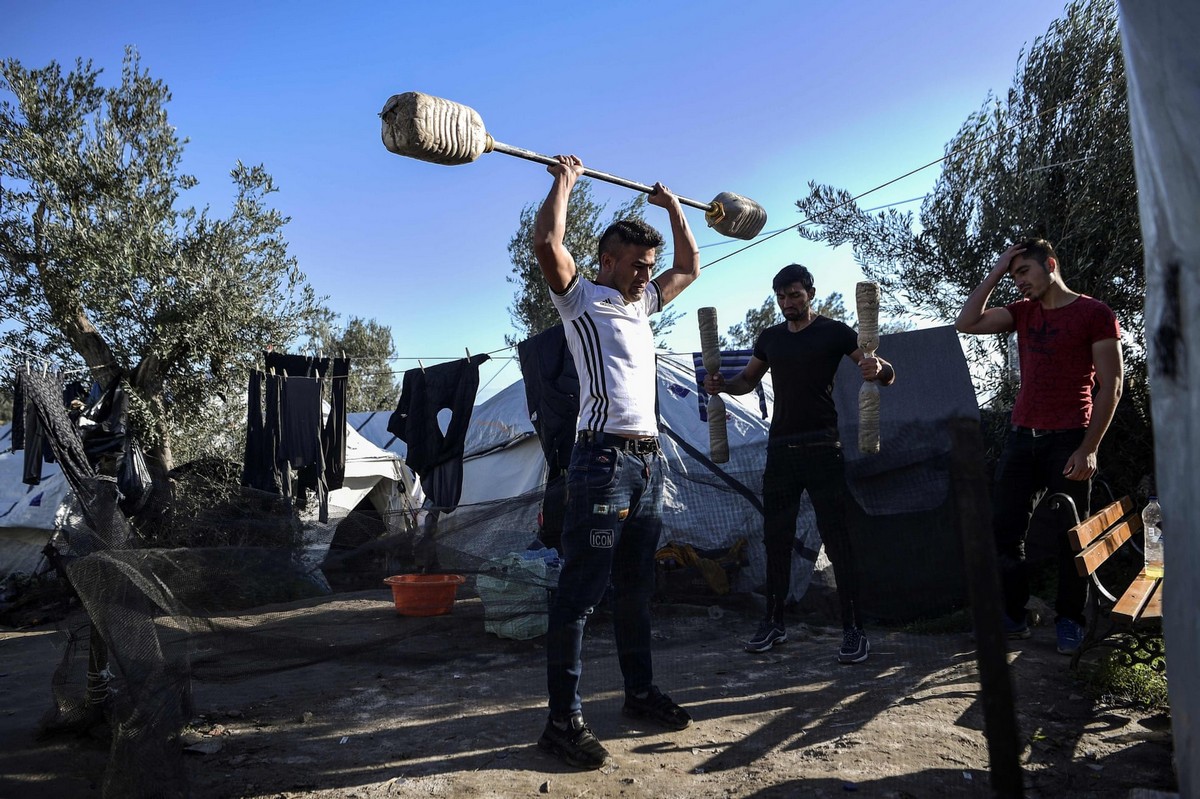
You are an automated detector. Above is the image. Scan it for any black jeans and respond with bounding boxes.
[992,427,1091,626]
[762,442,861,629]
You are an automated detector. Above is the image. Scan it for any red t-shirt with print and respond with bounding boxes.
[1006,295,1119,430]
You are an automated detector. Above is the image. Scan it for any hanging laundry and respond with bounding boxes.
[280,373,323,470]
[241,370,282,494]
[517,325,580,478]
[257,352,341,523]
[321,357,350,491]
[15,369,97,509]
[266,369,289,498]
[265,352,328,470]
[17,371,49,485]
[11,371,24,452]
[388,354,489,512]
[517,326,579,551]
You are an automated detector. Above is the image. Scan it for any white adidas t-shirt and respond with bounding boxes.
[549,276,661,437]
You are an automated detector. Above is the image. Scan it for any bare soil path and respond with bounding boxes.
[0,592,1175,798]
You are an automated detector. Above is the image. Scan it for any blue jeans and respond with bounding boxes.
[762,442,861,628]
[546,438,664,719]
[992,427,1091,626]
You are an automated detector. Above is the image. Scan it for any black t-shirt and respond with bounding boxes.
[753,316,858,441]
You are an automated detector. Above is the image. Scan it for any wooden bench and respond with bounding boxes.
[1048,493,1165,671]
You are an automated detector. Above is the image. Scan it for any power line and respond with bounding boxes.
[699,74,1120,271]
[221,72,1129,385]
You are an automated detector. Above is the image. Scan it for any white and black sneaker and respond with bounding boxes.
[837,627,869,664]
[745,620,787,653]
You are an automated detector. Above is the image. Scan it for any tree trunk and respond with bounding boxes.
[31,203,123,390]
[130,354,174,477]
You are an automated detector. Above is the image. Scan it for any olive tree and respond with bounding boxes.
[726,291,910,349]
[794,0,1141,415]
[315,316,402,412]
[0,49,329,473]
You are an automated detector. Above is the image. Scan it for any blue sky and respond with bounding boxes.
[5,1,1068,402]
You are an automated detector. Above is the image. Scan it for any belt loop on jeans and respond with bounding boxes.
[577,430,660,455]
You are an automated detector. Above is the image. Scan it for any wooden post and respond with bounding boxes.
[949,418,1024,797]
[1118,2,1200,795]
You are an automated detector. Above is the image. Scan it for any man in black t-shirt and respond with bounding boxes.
[705,264,895,663]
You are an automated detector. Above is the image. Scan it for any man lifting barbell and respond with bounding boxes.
[533,154,700,771]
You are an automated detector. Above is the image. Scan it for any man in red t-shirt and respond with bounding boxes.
[956,238,1123,656]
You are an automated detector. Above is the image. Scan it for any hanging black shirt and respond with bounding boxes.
[388,355,489,511]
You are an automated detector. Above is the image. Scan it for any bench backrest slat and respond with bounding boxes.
[1069,496,1136,550]
[1080,520,1132,575]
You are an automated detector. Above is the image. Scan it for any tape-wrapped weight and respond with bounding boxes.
[705,192,767,240]
[698,307,729,463]
[858,382,880,455]
[855,281,882,455]
[856,281,880,355]
[380,92,491,166]
[707,395,730,463]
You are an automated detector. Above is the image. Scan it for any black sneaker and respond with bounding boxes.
[837,627,869,664]
[745,619,787,653]
[538,713,611,770]
[622,686,692,731]
[1003,614,1032,640]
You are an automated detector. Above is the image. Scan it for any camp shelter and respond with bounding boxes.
[299,415,420,584]
[0,422,73,580]
[353,327,981,620]
[832,324,980,621]
[0,417,416,585]
[353,354,778,582]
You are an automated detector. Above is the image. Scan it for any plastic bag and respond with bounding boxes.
[476,551,561,640]
[118,436,153,516]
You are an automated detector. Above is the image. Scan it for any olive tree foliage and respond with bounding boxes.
[0,50,329,471]
[505,180,682,346]
[725,291,911,348]
[315,316,402,412]
[793,0,1143,414]
[725,296,780,348]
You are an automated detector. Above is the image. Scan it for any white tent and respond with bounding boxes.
[353,326,981,616]
[297,419,418,578]
[0,419,415,582]
[0,423,73,579]
[352,352,797,594]
[354,352,773,525]
[312,417,416,526]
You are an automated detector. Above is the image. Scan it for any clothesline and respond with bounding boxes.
[0,351,98,377]
[350,348,712,380]
[3,345,712,387]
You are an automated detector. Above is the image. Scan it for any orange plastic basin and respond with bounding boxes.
[383,574,466,616]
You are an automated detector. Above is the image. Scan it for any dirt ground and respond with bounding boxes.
[0,590,1177,799]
